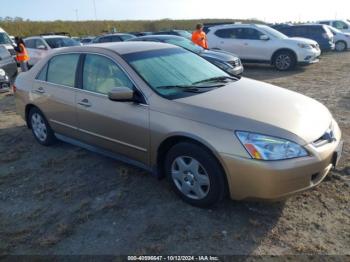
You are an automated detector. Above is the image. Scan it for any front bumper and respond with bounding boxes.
[228,65,244,76]
[220,122,342,200]
[297,48,321,65]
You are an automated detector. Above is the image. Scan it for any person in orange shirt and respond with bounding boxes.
[14,37,30,72]
[191,23,208,49]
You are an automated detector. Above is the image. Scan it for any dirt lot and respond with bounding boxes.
[0,52,349,256]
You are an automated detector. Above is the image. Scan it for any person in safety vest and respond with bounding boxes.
[191,23,208,49]
[14,37,30,72]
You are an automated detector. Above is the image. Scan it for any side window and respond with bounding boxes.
[215,29,238,39]
[25,39,35,49]
[99,36,111,43]
[83,54,133,95]
[36,63,48,81]
[319,21,330,25]
[334,21,348,29]
[110,35,121,42]
[239,28,264,40]
[34,39,46,49]
[47,54,80,87]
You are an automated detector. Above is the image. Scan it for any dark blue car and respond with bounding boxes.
[273,24,335,51]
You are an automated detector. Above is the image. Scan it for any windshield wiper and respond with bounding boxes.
[192,76,238,85]
[156,84,223,90]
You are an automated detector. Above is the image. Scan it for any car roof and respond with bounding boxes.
[25,35,70,40]
[100,33,135,37]
[209,23,263,29]
[50,41,179,55]
[133,35,185,41]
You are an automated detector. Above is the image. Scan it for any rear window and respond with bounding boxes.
[45,37,80,49]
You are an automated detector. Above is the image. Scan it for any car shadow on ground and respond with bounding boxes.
[0,124,285,255]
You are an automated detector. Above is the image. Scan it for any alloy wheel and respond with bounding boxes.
[31,113,48,142]
[335,41,346,52]
[275,54,292,70]
[171,156,210,200]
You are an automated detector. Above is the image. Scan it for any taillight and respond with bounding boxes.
[12,84,16,93]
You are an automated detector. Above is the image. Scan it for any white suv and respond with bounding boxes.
[24,35,81,66]
[207,24,321,71]
[318,20,350,33]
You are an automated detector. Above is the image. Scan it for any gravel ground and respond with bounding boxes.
[0,52,349,256]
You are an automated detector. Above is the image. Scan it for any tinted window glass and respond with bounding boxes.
[119,35,135,41]
[239,28,264,40]
[36,63,48,81]
[47,54,79,87]
[214,28,238,39]
[333,20,348,29]
[24,39,35,48]
[0,33,12,45]
[109,35,121,42]
[83,54,133,95]
[34,39,46,49]
[45,38,80,49]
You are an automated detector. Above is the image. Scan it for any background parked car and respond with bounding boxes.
[0,27,16,60]
[326,26,350,51]
[273,24,335,51]
[151,30,192,39]
[318,20,350,33]
[129,35,243,75]
[91,33,135,43]
[0,45,17,80]
[127,32,153,37]
[24,35,81,66]
[207,24,321,71]
[80,36,95,45]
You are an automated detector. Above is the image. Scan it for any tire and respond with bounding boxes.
[273,50,296,71]
[28,107,56,146]
[335,41,347,52]
[164,142,227,207]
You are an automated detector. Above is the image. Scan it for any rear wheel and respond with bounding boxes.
[335,41,347,52]
[164,142,227,207]
[29,107,56,146]
[273,51,296,71]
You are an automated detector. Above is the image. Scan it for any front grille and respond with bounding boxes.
[228,59,241,67]
[8,48,16,56]
[313,126,336,147]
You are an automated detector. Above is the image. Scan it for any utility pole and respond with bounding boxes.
[74,9,79,21]
[93,0,97,20]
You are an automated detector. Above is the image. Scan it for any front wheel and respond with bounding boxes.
[273,51,296,71]
[335,41,347,52]
[164,142,227,207]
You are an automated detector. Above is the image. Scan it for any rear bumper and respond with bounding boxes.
[220,121,342,200]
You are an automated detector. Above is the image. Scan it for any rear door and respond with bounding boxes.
[213,28,245,56]
[75,53,150,165]
[31,53,80,138]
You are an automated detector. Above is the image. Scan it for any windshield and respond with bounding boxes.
[45,37,80,49]
[0,33,13,45]
[258,25,288,39]
[165,37,203,53]
[123,48,231,99]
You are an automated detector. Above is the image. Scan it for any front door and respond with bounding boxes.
[76,53,150,165]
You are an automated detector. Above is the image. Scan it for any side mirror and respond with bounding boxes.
[37,45,47,50]
[260,35,270,41]
[108,87,134,102]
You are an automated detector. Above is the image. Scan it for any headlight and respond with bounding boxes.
[298,43,312,49]
[212,60,233,71]
[0,69,6,77]
[236,131,308,160]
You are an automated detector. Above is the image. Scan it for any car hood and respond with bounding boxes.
[286,37,318,45]
[200,49,239,61]
[175,78,332,144]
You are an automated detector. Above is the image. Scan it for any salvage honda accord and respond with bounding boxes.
[14,42,343,207]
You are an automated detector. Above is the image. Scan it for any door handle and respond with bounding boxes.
[78,99,92,107]
[34,87,45,94]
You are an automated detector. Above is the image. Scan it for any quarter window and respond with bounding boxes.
[83,54,133,95]
[47,54,80,87]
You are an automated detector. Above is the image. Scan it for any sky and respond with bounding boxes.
[1,0,350,23]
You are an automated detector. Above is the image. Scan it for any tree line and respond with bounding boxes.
[0,18,264,37]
